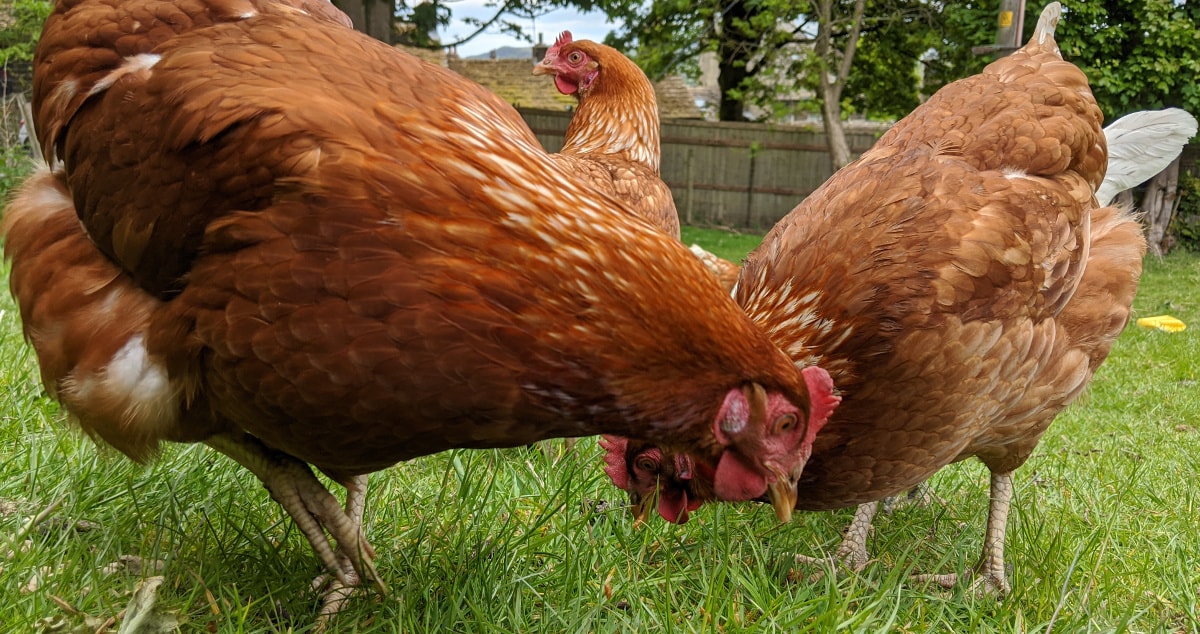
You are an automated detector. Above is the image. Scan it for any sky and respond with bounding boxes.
[438,1,615,58]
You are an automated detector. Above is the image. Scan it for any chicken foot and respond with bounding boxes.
[794,482,943,577]
[204,433,386,605]
[311,474,374,629]
[794,501,878,573]
[911,471,1013,596]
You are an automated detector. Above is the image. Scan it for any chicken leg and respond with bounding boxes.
[203,433,386,618]
[795,501,878,573]
[311,474,374,629]
[794,482,941,573]
[911,471,1013,595]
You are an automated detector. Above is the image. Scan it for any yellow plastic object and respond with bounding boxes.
[1136,315,1187,332]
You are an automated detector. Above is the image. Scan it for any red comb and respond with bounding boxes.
[800,365,840,455]
[554,31,573,47]
[598,435,630,490]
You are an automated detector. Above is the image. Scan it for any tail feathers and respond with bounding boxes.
[1061,204,1146,370]
[2,170,188,461]
[1033,2,1062,47]
[1097,108,1199,206]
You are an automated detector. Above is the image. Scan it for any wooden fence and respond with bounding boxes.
[518,108,887,230]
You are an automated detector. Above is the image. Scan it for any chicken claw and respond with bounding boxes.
[309,474,375,630]
[794,501,878,576]
[204,433,386,618]
[910,472,1014,596]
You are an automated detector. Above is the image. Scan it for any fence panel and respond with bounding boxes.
[519,107,885,230]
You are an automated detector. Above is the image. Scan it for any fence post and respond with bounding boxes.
[745,143,758,229]
[15,93,44,165]
[684,147,695,225]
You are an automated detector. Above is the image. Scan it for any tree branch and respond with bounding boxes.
[434,0,521,50]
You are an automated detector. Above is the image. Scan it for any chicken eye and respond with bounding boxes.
[567,51,584,64]
[635,456,659,472]
[773,413,798,434]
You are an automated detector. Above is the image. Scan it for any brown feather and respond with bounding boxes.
[10,0,820,486]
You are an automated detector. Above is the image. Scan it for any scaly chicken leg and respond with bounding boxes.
[912,471,1013,595]
[794,501,878,572]
[204,434,385,603]
[311,474,374,629]
[795,483,943,574]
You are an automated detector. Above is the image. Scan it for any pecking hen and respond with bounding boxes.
[3,0,835,625]
[532,31,681,239]
[601,2,1151,595]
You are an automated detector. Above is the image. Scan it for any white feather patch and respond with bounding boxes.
[67,334,177,425]
[88,54,162,97]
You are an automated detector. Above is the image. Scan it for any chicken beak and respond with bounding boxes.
[531,61,553,76]
[629,489,657,525]
[765,472,797,523]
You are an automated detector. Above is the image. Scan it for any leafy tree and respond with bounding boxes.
[396,1,452,47]
[918,1,1010,94]
[843,3,936,120]
[1056,1,1200,254]
[1056,0,1200,120]
[1,0,52,74]
[595,0,945,166]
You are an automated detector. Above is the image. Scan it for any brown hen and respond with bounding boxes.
[533,31,681,239]
[3,0,833,625]
[532,32,745,291]
[601,3,1147,594]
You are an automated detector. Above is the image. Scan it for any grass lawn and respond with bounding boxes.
[1,228,1198,633]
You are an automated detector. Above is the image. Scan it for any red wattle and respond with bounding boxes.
[712,451,768,501]
[554,75,578,95]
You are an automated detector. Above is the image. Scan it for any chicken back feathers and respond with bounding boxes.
[606,2,1144,513]
[533,31,681,238]
[7,0,829,497]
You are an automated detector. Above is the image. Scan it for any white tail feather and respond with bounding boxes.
[1034,3,1062,46]
[1097,108,1199,206]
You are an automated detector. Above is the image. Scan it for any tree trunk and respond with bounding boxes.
[1142,157,1182,256]
[332,0,393,44]
[820,89,851,168]
[716,1,755,122]
[815,0,866,170]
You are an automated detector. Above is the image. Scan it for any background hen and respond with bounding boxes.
[532,31,680,239]
[532,32,745,292]
[3,0,833,624]
[602,2,1152,594]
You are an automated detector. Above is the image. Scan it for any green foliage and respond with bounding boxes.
[919,1,1005,94]
[1171,173,1200,251]
[395,1,451,48]
[598,0,718,79]
[0,143,35,201]
[844,2,942,119]
[1056,0,1200,121]
[0,0,51,66]
[0,99,35,201]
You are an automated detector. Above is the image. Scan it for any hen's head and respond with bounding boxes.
[532,30,640,99]
[599,436,708,523]
[603,366,840,523]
